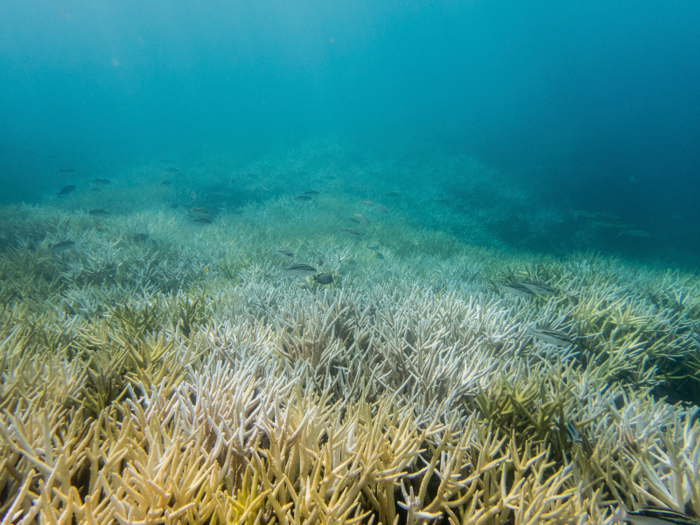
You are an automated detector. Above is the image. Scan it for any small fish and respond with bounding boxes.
[294,194,313,201]
[88,209,110,216]
[613,506,700,525]
[283,263,317,277]
[48,240,76,252]
[161,180,173,185]
[367,244,380,250]
[188,208,211,220]
[91,178,111,185]
[273,249,294,260]
[166,167,179,173]
[340,228,361,239]
[313,273,333,285]
[374,204,388,214]
[58,168,75,173]
[353,213,370,224]
[525,327,575,347]
[501,282,535,297]
[190,217,213,225]
[376,252,384,260]
[132,233,150,242]
[520,280,556,295]
[58,185,76,196]
[204,266,210,274]
[384,191,402,197]
[317,258,324,266]
[360,200,374,206]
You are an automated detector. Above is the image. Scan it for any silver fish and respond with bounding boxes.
[294,194,313,201]
[283,263,317,277]
[340,228,361,238]
[520,280,556,295]
[49,240,76,252]
[613,506,700,525]
[273,249,294,260]
[525,327,575,347]
[501,282,534,297]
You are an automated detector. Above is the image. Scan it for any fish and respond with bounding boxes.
[132,233,150,242]
[367,244,380,250]
[313,273,333,285]
[374,204,388,214]
[188,208,211,220]
[58,168,75,173]
[204,266,209,274]
[161,180,173,185]
[384,191,403,197]
[48,240,76,252]
[58,185,76,196]
[91,178,111,185]
[283,263,317,277]
[165,167,179,173]
[88,209,110,216]
[525,327,576,347]
[360,200,374,206]
[613,506,700,525]
[190,217,213,225]
[500,282,535,297]
[340,228,361,239]
[376,252,384,260]
[353,213,371,224]
[317,258,324,266]
[273,249,294,260]
[520,280,556,295]
[294,194,313,201]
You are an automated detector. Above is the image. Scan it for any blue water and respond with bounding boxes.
[1,0,699,265]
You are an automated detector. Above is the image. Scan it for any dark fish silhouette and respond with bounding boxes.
[313,273,333,285]
[58,185,76,196]
[91,178,111,185]
[88,209,110,216]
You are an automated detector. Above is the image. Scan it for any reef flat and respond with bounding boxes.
[1,141,699,524]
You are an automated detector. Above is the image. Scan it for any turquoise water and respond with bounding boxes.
[1,1,700,523]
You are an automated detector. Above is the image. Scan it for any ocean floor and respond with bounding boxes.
[1,140,699,524]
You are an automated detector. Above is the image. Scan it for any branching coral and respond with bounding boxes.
[1,180,700,524]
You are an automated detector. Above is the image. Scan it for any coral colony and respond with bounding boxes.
[1,143,699,524]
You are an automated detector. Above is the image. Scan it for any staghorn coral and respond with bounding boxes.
[2,156,700,524]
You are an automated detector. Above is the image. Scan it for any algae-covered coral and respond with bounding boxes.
[1,146,700,524]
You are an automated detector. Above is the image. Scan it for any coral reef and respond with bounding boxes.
[1,144,700,524]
